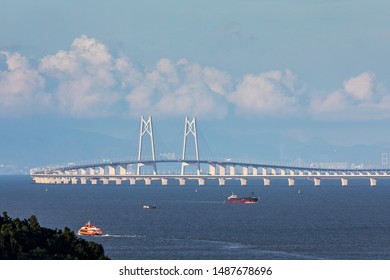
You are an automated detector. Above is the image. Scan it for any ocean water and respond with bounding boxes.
[1,175,390,260]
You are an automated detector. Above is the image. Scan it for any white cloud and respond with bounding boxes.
[126,85,153,111]
[125,58,231,118]
[310,72,390,120]
[39,35,119,117]
[114,55,142,88]
[343,72,374,101]
[0,51,49,116]
[228,70,301,116]
[310,90,347,115]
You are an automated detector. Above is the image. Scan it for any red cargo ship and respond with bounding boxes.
[224,192,259,204]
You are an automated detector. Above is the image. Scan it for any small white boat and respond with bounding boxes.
[143,204,157,209]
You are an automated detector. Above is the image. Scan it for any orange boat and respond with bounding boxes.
[77,221,103,236]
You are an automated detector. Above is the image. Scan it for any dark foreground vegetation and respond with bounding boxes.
[0,212,109,259]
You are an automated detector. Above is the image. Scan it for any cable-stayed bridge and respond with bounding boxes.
[30,116,390,187]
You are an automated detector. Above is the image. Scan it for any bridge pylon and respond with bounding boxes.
[181,117,201,175]
[137,116,157,175]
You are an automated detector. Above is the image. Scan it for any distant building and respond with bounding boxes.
[351,163,364,169]
[316,162,349,169]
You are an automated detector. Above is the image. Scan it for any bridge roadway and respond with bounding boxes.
[30,159,390,187]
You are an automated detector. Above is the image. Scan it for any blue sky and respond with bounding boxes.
[1,0,390,170]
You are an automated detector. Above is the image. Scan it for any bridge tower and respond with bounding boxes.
[137,116,157,175]
[181,117,201,175]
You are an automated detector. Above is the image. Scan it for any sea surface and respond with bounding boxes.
[1,175,390,260]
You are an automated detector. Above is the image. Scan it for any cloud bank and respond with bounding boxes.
[1,35,389,120]
[228,70,301,116]
[310,72,390,120]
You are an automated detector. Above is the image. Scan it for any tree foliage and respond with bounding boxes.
[0,212,109,260]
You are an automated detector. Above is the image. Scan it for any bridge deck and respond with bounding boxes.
[30,159,390,187]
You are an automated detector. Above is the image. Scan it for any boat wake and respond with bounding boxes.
[100,234,145,238]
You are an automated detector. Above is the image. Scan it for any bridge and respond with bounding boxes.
[30,116,390,187]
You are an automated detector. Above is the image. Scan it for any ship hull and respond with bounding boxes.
[224,197,258,204]
[78,231,102,236]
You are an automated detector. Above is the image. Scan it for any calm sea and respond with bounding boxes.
[1,175,390,260]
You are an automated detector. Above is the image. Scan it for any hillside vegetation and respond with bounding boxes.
[0,212,109,259]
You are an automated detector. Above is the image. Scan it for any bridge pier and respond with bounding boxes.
[341,178,348,187]
[314,178,321,187]
[80,178,87,185]
[107,166,115,175]
[263,178,270,187]
[218,178,225,186]
[90,179,97,185]
[218,164,226,175]
[102,178,109,185]
[119,165,126,175]
[161,178,168,186]
[240,178,247,187]
[370,178,377,187]
[178,178,186,186]
[288,178,295,187]
[209,164,216,175]
[71,177,78,184]
[129,178,136,185]
[198,178,205,186]
[252,167,258,176]
[144,178,151,185]
[97,166,105,175]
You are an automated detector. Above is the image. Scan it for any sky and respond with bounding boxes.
[1,0,390,172]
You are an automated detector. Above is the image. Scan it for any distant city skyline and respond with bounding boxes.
[1,0,390,171]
